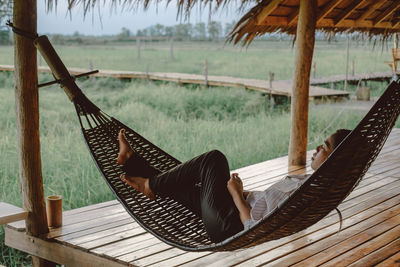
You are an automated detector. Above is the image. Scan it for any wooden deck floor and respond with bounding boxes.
[5,129,400,267]
[0,64,349,99]
[309,71,394,85]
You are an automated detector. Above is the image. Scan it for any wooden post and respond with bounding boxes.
[145,64,150,82]
[312,62,316,78]
[394,33,398,49]
[345,35,350,90]
[13,1,55,266]
[268,71,274,89]
[268,71,275,110]
[351,59,355,76]
[170,37,174,61]
[288,0,317,167]
[137,37,141,60]
[204,59,209,87]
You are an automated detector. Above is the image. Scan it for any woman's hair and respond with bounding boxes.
[331,129,352,149]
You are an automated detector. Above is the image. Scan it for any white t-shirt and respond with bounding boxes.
[244,174,310,230]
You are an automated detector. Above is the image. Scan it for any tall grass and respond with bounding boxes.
[0,73,396,266]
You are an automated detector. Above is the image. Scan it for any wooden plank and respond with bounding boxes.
[294,215,400,266]
[73,227,146,250]
[55,217,134,242]
[9,203,128,233]
[50,209,129,241]
[63,200,119,216]
[147,251,210,267]
[129,248,187,266]
[65,222,141,246]
[375,251,400,267]
[118,243,173,263]
[310,71,392,85]
[321,226,400,266]
[0,202,28,225]
[5,227,130,267]
[92,233,158,257]
[270,207,400,266]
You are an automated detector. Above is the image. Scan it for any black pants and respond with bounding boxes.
[123,150,243,242]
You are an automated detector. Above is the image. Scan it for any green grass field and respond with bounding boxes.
[0,39,397,266]
[0,39,393,80]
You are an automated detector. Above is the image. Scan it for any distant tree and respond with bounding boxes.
[207,21,222,41]
[149,26,157,37]
[174,23,193,40]
[136,29,144,37]
[73,31,80,37]
[51,34,65,45]
[193,22,206,40]
[118,27,131,38]
[164,26,174,37]
[0,0,12,44]
[224,21,236,37]
[154,23,165,36]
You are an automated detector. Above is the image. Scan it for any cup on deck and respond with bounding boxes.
[46,195,63,228]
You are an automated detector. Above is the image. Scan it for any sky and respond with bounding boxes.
[37,1,243,36]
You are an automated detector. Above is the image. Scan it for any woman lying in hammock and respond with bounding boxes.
[117,128,350,242]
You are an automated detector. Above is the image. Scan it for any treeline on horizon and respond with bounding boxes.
[50,20,242,45]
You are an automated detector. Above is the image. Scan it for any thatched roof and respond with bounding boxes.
[229,0,400,45]
[45,0,231,17]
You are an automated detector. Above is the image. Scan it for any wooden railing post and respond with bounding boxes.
[13,1,55,266]
[288,0,317,167]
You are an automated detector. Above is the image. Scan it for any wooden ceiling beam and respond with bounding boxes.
[316,0,346,23]
[373,1,400,26]
[334,0,369,26]
[256,0,284,25]
[287,9,299,25]
[258,16,397,29]
[393,19,400,29]
[356,0,385,23]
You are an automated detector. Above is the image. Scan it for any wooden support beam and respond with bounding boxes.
[317,0,345,23]
[288,0,317,167]
[0,202,28,225]
[13,1,55,266]
[256,0,283,24]
[373,2,400,26]
[334,0,368,26]
[356,1,385,23]
[5,228,127,267]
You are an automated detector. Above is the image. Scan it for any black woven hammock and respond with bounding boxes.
[35,36,400,252]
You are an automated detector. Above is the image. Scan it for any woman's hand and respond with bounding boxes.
[227,173,244,197]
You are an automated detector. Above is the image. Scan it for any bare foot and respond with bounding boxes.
[117,129,134,165]
[120,174,155,200]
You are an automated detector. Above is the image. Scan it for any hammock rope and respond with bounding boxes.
[16,34,400,251]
